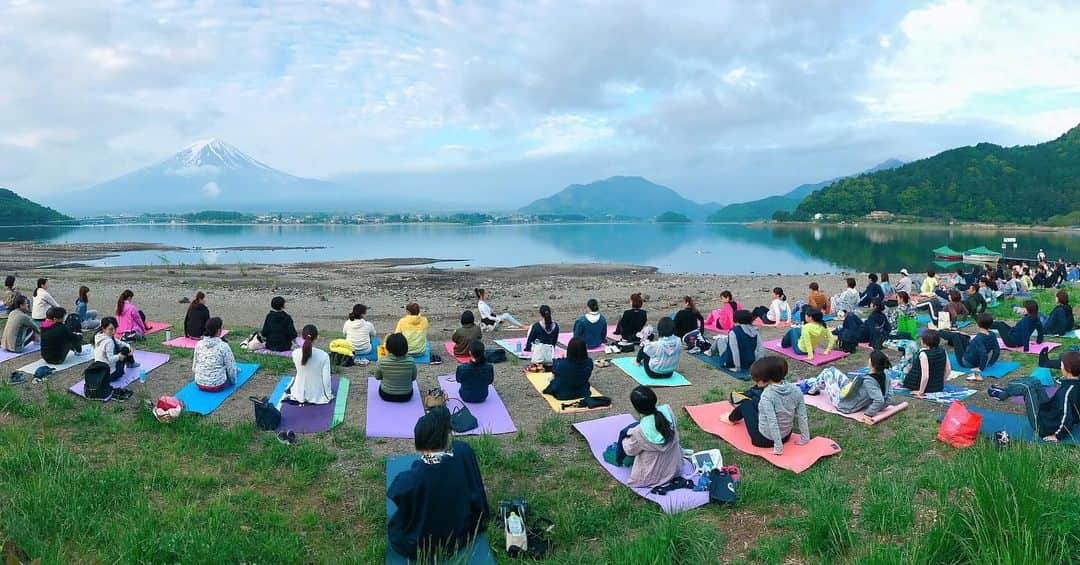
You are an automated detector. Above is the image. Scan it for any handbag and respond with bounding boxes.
[485,348,507,364]
[707,467,738,504]
[240,332,266,351]
[937,401,981,448]
[422,387,447,412]
[447,399,479,433]
[249,396,281,431]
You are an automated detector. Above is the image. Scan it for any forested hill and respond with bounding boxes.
[792,124,1080,224]
[0,188,71,225]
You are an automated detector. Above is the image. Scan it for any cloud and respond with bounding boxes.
[201,181,221,198]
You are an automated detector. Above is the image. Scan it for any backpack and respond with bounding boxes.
[82,361,113,400]
[64,313,82,334]
[249,396,281,431]
[707,467,738,504]
[484,348,507,364]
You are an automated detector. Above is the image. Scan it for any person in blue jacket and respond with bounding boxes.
[989,351,1080,442]
[991,300,1045,351]
[455,340,494,403]
[940,314,1001,381]
[543,337,593,400]
[572,298,607,349]
[857,273,884,308]
[1044,290,1075,336]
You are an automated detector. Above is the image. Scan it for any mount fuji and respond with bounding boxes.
[60,139,344,215]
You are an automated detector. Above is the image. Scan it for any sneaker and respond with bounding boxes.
[112,388,134,402]
[286,430,297,445]
[993,430,1010,448]
[277,431,291,445]
[429,354,443,366]
[730,391,750,405]
[987,386,1007,401]
[9,372,25,385]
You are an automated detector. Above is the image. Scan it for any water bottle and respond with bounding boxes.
[139,370,146,384]
[164,330,172,341]
[516,342,522,353]
[506,511,527,551]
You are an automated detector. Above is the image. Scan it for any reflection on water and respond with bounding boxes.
[0,223,1075,274]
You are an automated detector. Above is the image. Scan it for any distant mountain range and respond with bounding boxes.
[0,188,71,225]
[55,139,342,215]
[795,123,1080,224]
[519,176,723,220]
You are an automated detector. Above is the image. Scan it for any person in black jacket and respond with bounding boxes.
[990,300,1044,351]
[672,296,704,338]
[543,337,593,400]
[40,307,84,365]
[613,292,648,344]
[990,351,1080,442]
[455,340,494,403]
[862,298,891,350]
[183,291,210,339]
[261,296,298,352]
[388,407,489,560]
[1044,290,1075,336]
[857,273,884,307]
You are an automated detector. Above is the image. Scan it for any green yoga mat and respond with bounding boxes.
[332,378,350,428]
[611,356,691,387]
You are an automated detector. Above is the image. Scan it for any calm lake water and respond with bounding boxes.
[2,223,1077,274]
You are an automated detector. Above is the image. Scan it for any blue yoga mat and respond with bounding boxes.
[409,342,431,364]
[915,315,971,327]
[1033,367,1056,386]
[385,455,495,565]
[175,363,260,415]
[689,352,749,380]
[268,376,291,407]
[358,338,380,362]
[946,353,1020,379]
[611,356,691,387]
[966,406,1079,445]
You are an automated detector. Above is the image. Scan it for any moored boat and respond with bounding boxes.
[932,246,963,261]
[962,246,1002,264]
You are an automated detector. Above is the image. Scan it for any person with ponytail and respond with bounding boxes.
[31,278,60,322]
[704,290,741,332]
[672,296,705,338]
[613,293,647,344]
[343,303,377,356]
[751,287,791,325]
[285,325,333,405]
[73,285,100,330]
[617,386,683,488]
[474,288,526,330]
[387,406,490,560]
[115,289,147,340]
[192,317,238,392]
[523,305,559,365]
[183,291,210,339]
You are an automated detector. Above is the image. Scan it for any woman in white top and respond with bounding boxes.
[93,316,136,379]
[752,287,791,325]
[286,324,333,405]
[31,278,60,322]
[342,303,376,356]
[475,288,526,330]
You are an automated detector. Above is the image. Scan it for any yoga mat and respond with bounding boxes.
[385,455,496,565]
[684,401,841,473]
[963,406,1079,445]
[946,353,1020,378]
[1033,367,1056,387]
[443,342,473,363]
[174,363,260,415]
[162,330,230,349]
[1063,329,1080,339]
[803,393,909,425]
[610,356,691,387]
[572,414,710,513]
[268,376,291,406]
[365,378,424,438]
[689,351,749,380]
[272,377,347,433]
[556,332,606,354]
[997,338,1060,354]
[252,338,303,357]
[358,338,380,362]
[144,321,172,335]
[68,351,170,399]
[915,315,971,327]
[438,375,517,436]
[890,381,976,405]
[1009,385,1058,405]
[17,344,94,374]
[0,342,40,363]
[494,337,567,360]
[762,338,849,366]
[752,319,791,328]
[409,343,432,364]
[524,371,608,414]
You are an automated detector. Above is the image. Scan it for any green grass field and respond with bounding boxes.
[2,288,1080,563]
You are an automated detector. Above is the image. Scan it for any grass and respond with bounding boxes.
[2,287,1080,563]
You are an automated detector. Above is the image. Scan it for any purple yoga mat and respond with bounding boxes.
[572,414,710,514]
[0,342,41,363]
[1009,386,1059,405]
[438,375,517,436]
[68,351,171,399]
[365,377,424,438]
[255,338,303,357]
[278,377,339,433]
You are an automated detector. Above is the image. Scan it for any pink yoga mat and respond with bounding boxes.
[495,337,567,360]
[573,414,710,513]
[68,351,171,399]
[685,401,842,473]
[438,375,517,436]
[442,342,473,363]
[997,338,1060,354]
[557,332,607,354]
[253,338,302,357]
[162,330,230,349]
[364,378,424,438]
[803,394,909,424]
[763,338,849,366]
[0,342,40,363]
[144,321,172,335]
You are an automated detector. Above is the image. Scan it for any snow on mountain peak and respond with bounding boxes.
[172,138,271,171]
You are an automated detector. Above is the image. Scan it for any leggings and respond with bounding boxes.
[379,387,414,403]
[781,328,806,355]
[636,349,673,379]
[990,321,1023,347]
[727,388,788,448]
[614,422,639,465]
[751,306,774,324]
[938,330,971,366]
[1000,377,1052,436]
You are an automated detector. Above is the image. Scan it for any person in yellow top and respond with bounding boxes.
[781,309,835,362]
[394,303,430,356]
[920,269,940,296]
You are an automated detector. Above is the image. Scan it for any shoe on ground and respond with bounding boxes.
[287,431,297,445]
[112,388,134,401]
[277,431,291,445]
[987,386,1006,401]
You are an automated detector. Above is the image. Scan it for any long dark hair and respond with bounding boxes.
[474,288,485,300]
[34,278,46,297]
[683,296,698,314]
[78,285,90,304]
[205,316,223,338]
[868,350,891,394]
[1023,300,1039,320]
[630,386,673,443]
[566,337,588,362]
[720,290,736,312]
[772,287,786,301]
[116,289,134,315]
[301,324,318,365]
[539,305,554,331]
[187,291,206,314]
[349,303,367,321]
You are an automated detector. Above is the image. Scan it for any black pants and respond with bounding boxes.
[751,306,774,324]
[614,422,639,465]
[990,321,1022,347]
[938,330,971,366]
[379,387,414,403]
[636,349,672,379]
[1039,347,1074,369]
[728,388,788,448]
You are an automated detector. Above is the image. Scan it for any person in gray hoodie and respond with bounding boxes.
[811,351,892,424]
[708,309,765,371]
[755,357,811,454]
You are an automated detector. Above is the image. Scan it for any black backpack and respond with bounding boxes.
[329,351,355,367]
[83,361,113,400]
[249,396,281,431]
[708,468,738,504]
[484,348,507,364]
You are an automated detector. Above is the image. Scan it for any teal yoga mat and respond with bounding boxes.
[946,353,1020,378]
[963,407,1079,445]
[689,351,749,380]
[175,363,260,415]
[384,455,495,564]
[611,356,691,387]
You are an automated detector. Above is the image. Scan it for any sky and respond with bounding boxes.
[1,0,1079,209]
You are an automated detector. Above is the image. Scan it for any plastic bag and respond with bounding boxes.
[937,401,981,448]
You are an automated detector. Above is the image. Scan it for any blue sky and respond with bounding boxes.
[0,0,1078,208]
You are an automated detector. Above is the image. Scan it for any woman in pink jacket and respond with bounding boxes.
[704,291,741,333]
[115,289,147,340]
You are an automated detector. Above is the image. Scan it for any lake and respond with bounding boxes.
[1,223,1076,274]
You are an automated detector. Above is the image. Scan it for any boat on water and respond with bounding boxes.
[932,246,963,261]
[962,246,1003,264]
